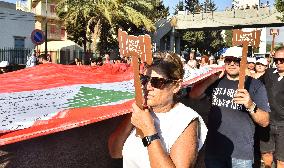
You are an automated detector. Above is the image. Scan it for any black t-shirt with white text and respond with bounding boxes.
[205,76,270,160]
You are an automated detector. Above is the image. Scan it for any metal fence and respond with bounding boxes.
[0,48,32,65]
[0,48,94,65]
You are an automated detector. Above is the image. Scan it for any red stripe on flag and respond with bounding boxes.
[0,63,133,93]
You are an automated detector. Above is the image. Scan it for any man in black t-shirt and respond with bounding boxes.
[260,47,284,168]
[189,46,270,168]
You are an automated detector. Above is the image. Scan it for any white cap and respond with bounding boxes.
[0,61,9,68]
[256,58,268,66]
[222,46,242,58]
[247,57,256,64]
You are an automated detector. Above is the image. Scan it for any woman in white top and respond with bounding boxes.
[187,52,197,69]
[108,52,207,168]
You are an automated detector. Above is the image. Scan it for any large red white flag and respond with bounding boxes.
[0,63,223,146]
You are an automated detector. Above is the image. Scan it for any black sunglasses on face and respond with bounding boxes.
[256,62,266,66]
[274,58,284,64]
[224,56,241,65]
[140,74,175,89]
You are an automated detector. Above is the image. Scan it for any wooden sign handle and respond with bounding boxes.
[239,43,248,89]
[118,29,153,138]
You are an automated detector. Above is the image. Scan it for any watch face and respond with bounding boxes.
[142,133,160,147]
[142,137,150,147]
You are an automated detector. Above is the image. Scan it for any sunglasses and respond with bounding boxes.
[140,74,176,89]
[255,62,266,66]
[224,56,241,65]
[274,58,284,64]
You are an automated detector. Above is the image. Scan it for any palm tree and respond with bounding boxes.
[56,0,156,54]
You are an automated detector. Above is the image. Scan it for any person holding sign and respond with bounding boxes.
[108,52,207,168]
[189,46,270,168]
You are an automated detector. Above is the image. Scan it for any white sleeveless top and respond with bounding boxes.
[122,103,208,168]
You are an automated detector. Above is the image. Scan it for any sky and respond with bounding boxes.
[2,0,275,15]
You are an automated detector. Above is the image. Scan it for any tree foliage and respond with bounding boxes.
[150,0,170,21]
[181,29,225,54]
[173,1,185,15]
[56,0,164,54]
[203,0,217,12]
[185,0,200,13]
[224,30,233,47]
[276,0,284,22]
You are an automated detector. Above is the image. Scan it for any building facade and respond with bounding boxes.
[17,0,67,41]
[0,5,34,49]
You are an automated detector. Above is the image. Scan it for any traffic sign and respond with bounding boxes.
[31,29,45,45]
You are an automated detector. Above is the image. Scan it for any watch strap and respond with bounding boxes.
[142,133,160,147]
[247,102,257,114]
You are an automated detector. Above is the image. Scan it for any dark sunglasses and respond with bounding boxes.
[274,58,284,64]
[140,74,176,89]
[224,56,241,65]
[255,62,266,66]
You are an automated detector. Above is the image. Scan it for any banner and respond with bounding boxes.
[0,63,223,146]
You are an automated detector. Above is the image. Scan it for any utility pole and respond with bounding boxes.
[45,0,48,57]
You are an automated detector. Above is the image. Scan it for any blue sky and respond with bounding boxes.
[3,0,275,15]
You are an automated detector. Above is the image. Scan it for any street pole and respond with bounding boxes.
[45,0,48,57]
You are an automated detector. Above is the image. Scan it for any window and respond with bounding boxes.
[14,37,25,48]
[50,4,56,14]
[61,27,66,39]
[50,24,56,34]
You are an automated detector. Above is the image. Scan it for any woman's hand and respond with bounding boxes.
[131,103,156,136]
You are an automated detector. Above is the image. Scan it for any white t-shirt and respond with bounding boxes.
[26,55,37,68]
[122,103,207,168]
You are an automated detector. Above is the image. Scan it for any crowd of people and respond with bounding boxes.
[1,45,283,168]
[108,47,284,168]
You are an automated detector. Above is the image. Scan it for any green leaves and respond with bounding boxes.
[56,0,163,53]
[276,0,284,22]
[181,30,225,54]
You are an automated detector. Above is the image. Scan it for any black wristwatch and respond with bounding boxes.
[142,133,160,147]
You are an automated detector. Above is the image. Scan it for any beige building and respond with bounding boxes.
[16,0,84,64]
[17,0,67,41]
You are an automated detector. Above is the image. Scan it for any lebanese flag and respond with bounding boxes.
[0,63,223,146]
[0,63,136,146]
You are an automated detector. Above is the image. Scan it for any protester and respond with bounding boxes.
[0,61,9,74]
[189,46,270,168]
[104,53,111,64]
[217,55,225,66]
[187,51,197,69]
[199,55,209,67]
[209,56,216,65]
[108,52,207,168]
[247,57,257,74]
[26,50,37,68]
[254,58,268,79]
[260,47,284,168]
[37,54,51,64]
[90,58,97,67]
[96,57,103,66]
[265,54,273,68]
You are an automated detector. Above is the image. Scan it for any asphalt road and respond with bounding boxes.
[0,97,210,168]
